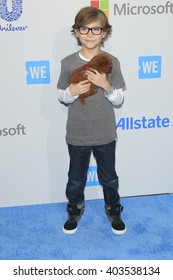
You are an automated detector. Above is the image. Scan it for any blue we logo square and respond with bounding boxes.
[138,56,162,79]
[25,61,50,84]
[85,166,100,187]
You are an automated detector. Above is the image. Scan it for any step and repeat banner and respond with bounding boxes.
[0,0,173,207]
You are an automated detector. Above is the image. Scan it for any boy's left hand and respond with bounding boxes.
[86,69,111,93]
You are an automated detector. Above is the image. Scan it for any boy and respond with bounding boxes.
[57,6,126,234]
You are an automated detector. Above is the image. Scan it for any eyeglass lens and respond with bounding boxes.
[79,27,103,35]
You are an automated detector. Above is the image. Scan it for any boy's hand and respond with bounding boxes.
[86,70,112,93]
[69,80,91,96]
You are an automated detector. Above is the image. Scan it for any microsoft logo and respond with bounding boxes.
[90,0,109,17]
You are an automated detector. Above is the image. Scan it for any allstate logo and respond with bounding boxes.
[116,115,171,130]
[0,0,28,31]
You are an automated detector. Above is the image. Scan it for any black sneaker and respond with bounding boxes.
[105,204,126,234]
[63,203,84,234]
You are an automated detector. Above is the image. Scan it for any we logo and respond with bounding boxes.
[25,61,50,85]
[0,0,23,22]
[138,56,162,79]
[85,166,100,187]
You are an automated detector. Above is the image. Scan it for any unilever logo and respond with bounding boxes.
[0,0,22,21]
[0,0,28,31]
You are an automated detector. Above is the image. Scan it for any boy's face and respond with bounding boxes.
[75,21,107,50]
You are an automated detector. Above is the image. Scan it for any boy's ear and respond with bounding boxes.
[102,31,107,38]
[74,29,79,37]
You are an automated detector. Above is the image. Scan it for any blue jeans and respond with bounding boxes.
[66,140,120,206]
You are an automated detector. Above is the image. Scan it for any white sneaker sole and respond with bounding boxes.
[62,226,77,235]
[112,227,127,235]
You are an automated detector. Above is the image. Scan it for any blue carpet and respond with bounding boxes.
[0,194,173,260]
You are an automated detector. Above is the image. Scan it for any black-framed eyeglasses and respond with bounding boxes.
[79,27,103,35]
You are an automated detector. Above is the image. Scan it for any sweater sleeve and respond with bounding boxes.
[57,87,79,104]
[104,87,125,106]
[104,55,126,106]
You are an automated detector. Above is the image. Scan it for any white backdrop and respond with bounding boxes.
[0,0,173,207]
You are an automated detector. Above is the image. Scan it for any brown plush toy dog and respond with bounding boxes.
[70,53,113,104]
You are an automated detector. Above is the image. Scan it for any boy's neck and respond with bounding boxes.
[79,48,102,60]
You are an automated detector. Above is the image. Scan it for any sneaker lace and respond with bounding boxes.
[67,204,82,220]
[110,204,124,223]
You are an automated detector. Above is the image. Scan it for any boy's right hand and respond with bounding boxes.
[69,80,90,96]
